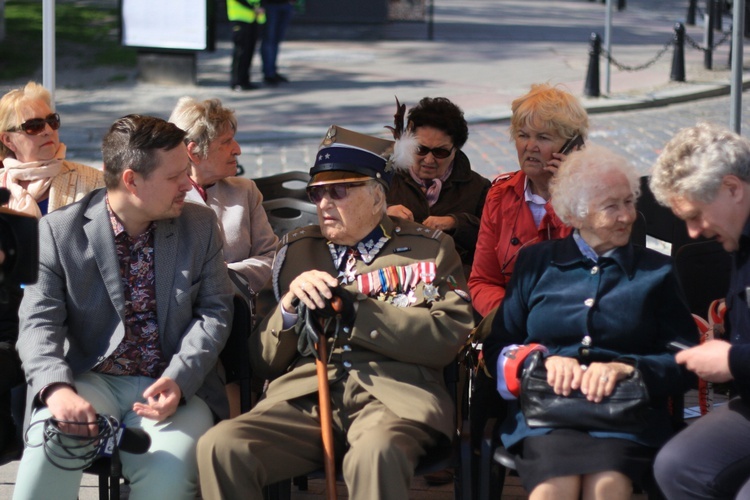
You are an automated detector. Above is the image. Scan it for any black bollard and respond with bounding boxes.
[713,0,723,31]
[584,33,602,97]
[617,0,626,11]
[705,0,714,70]
[687,0,697,25]
[671,23,686,82]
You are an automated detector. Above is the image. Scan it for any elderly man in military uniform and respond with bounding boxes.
[197,125,474,499]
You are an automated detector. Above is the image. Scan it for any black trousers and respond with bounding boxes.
[230,21,260,87]
[0,342,22,452]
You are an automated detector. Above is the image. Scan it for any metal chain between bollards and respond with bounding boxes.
[684,30,733,53]
[601,37,674,72]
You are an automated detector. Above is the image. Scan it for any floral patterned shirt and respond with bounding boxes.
[93,196,167,377]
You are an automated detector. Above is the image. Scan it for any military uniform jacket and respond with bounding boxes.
[251,215,475,439]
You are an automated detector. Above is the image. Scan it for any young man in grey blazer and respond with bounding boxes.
[13,115,234,500]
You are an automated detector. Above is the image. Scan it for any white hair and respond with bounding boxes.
[550,143,640,225]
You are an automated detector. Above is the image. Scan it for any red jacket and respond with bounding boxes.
[468,171,571,317]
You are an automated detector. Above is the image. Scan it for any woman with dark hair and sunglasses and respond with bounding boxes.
[386,97,491,276]
[0,81,104,218]
[469,83,588,318]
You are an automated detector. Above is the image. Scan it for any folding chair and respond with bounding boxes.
[263,198,319,239]
[254,171,311,202]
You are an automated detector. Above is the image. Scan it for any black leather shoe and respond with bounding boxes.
[264,74,290,85]
[231,83,259,91]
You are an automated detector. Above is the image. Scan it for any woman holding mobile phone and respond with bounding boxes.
[469,83,589,318]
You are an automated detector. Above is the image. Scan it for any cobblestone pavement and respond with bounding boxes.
[234,91,750,183]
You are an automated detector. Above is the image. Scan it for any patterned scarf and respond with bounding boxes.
[408,163,454,207]
[1,143,66,218]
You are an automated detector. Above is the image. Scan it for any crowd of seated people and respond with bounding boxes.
[4,79,749,500]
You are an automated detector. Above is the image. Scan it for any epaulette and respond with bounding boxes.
[393,222,444,240]
[277,224,322,247]
[491,171,517,185]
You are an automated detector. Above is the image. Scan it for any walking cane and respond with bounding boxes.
[316,295,342,500]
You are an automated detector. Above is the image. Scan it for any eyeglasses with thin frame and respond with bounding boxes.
[307,181,370,204]
[7,113,61,136]
[415,144,454,159]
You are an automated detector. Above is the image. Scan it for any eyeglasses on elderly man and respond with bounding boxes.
[306,181,371,204]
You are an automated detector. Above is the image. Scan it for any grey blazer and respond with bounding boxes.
[17,188,234,420]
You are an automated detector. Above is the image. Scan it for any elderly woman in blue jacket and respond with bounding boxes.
[483,144,696,500]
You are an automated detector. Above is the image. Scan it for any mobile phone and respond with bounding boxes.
[559,134,585,155]
[667,340,695,353]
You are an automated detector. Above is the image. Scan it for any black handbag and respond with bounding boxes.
[519,351,650,433]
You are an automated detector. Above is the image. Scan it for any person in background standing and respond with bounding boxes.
[228,0,266,91]
[260,0,295,85]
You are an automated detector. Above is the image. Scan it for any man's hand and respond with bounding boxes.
[133,377,182,422]
[387,204,414,221]
[422,215,456,231]
[45,385,98,437]
[282,270,339,313]
[676,339,734,383]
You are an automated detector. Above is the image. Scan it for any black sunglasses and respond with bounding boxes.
[7,113,61,135]
[307,182,369,204]
[416,144,454,159]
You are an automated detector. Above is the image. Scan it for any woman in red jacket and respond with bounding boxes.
[469,84,589,318]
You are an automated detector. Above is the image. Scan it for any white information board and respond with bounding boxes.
[122,0,206,50]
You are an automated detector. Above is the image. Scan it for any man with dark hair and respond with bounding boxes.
[197,125,474,499]
[13,115,234,499]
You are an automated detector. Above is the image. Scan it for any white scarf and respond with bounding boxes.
[1,143,66,218]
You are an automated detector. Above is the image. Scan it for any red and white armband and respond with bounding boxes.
[496,343,548,400]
